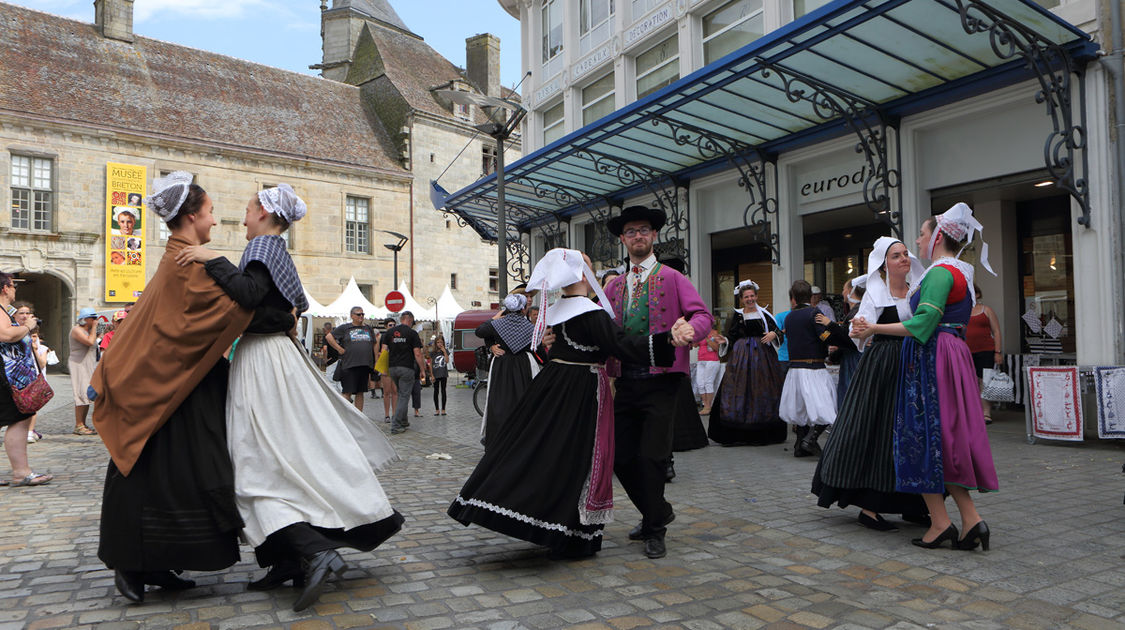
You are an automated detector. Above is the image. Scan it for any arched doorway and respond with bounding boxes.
[13,272,74,373]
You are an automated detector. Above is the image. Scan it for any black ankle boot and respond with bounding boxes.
[798,425,826,458]
[793,426,810,456]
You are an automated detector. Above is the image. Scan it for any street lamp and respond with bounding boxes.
[433,89,526,297]
[381,230,408,288]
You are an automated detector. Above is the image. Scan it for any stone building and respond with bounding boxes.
[0,0,518,367]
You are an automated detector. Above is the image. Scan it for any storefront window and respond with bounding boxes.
[1018,196,1074,355]
[582,72,616,126]
[792,0,831,19]
[702,0,764,65]
[542,101,565,145]
[636,33,679,99]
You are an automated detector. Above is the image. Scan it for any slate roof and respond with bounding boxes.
[335,0,410,34]
[0,2,406,174]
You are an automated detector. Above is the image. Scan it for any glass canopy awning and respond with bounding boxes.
[432,0,1097,257]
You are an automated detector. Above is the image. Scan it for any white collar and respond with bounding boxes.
[909,256,976,305]
[629,254,657,273]
[546,295,603,326]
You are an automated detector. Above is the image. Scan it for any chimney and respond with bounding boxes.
[94,0,135,43]
[466,33,501,98]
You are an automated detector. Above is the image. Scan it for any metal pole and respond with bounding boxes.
[496,134,508,297]
[393,250,399,288]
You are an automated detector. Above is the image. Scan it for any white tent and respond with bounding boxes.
[435,284,465,340]
[320,277,390,319]
[302,288,329,315]
[395,281,436,320]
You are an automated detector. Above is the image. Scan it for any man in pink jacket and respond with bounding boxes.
[604,206,713,559]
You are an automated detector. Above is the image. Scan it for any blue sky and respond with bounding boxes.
[19,0,524,90]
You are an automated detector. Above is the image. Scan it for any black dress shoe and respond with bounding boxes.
[115,570,144,603]
[248,560,306,591]
[955,520,991,551]
[142,570,196,591]
[643,535,666,559]
[293,549,347,612]
[911,524,959,549]
[628,510,675,541]
[857,512,898,532]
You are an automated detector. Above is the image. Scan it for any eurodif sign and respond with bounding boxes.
[797,163,868,204]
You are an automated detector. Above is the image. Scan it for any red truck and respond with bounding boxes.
[450,309,498,376]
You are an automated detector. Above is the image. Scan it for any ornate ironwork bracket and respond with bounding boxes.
[585,199,625,271]
[650,115,779,264]
[953,0,1090,227]
[755,59,902,238]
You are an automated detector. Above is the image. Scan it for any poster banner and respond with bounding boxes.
[1094,366,1125,439]
[1027,366,1084,441]
[104,163,146,302]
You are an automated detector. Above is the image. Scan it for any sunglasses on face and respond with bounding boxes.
[352,312,364,317]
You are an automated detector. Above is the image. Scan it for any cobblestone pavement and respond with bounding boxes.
[2,373,1125,630]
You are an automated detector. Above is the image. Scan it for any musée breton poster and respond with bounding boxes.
[105,163,146,302]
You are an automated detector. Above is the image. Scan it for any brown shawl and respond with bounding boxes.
[91,235,252,476]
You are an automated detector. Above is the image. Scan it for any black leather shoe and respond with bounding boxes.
[955,520,991,551]
[857,512,898,532]
[643,535,666,559]
[911,524,959,549]
[142,570,196,591]
[248,560,306,591]
[628,510,676,541]
[293,550,346,612]
[115,570,144,603]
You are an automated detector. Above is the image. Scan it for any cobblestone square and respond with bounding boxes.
[2,374,1124,629]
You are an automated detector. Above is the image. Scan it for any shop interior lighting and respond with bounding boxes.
[1049,255,1057,270]
[1034,180,1054,187]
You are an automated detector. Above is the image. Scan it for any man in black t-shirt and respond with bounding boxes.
[374,311,426,434]
[326,307,376,411]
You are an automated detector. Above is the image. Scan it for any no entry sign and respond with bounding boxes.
[385,290,405,313]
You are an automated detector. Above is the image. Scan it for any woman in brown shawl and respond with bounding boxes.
[90,172,252,604]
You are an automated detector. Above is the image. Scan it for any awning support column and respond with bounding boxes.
[954,0,1091,227]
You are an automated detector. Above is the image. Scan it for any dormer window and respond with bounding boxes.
[455,102,471,120]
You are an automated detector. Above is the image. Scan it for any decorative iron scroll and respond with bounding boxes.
[507,237,530,284]
[646,178,691,274]
[953,0,1090,227]
[755,59,902,238]
[585,201,624,271]
[651,115,778,264]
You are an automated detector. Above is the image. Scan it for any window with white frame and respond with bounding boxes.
[261,183,291,249]
[635,33,679,99]
[541,0,563,64]
[10,155,53,231]
[580,0,615,55]
[542,101,565,146]
[345,195,370,254]
[792,0,831,18]
[631,0,662,20]
[702,0,764,65]
[582,72,615,126]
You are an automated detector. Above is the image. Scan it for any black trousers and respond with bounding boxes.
[613,374,678,536]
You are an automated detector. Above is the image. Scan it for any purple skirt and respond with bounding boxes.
[894,329,999,493]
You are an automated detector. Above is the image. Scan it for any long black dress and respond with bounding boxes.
[450,305,673,557]
[99,359,244,572]
[811,306,927,515]
[476,317,538,448]
[707,312,788,446]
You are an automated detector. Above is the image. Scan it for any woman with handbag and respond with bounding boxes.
[966,285,1002,424]
[13,303,46,443]
[0,272,53,487]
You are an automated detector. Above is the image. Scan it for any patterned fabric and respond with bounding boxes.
[580,366,615,524]
[894,333,945,494]
[719,335,784,426]
[491,313,534,353]
[1027,366,1084,441]
[239,235,308,314]
[1095,366,1125,439]
[0,305,36,389]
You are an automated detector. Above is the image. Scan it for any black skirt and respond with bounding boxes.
[482,351,536,449]
[812,337,926,515]
[672,375,708,452]
[98,360,244,572]
[450,361,603,556]
[0,367,33,427]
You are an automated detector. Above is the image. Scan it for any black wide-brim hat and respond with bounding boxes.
[606,205,666,237]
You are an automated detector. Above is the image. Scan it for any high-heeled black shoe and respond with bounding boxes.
[955,520,990,551]
[911,524,959,549]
